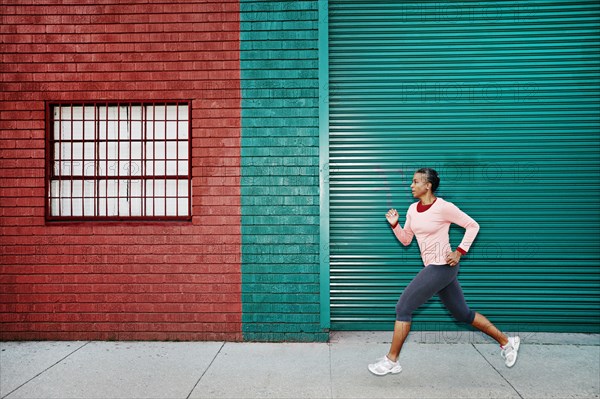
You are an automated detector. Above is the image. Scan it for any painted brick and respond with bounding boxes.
[243,332,329,342]
[0,1,242,341]
[242,293,319,304]
[240,0,324,343]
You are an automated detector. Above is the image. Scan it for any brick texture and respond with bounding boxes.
[240,0,327,342]
[0,1,242,341]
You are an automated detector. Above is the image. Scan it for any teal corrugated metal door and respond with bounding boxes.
[329,1,600,332]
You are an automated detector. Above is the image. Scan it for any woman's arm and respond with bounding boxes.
[386,208,414,246]
[443,201,480,254]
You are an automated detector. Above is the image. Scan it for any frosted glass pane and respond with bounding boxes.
[83,105,95,120]
[131,142,142,159]
[50,181,60,198]
[56,143,70,159]
[72,143,83,160]
[71,121,83,140]
[178,141,188,160]
[130,106,143,121]
[178,198,189,216]
[97,180,106,197]
[57,162,72,176]
[178,161,189,175]
[166,105,178,120]
[166,161,177,175]
[104,142,118,160]
[84,143,95,160]
[153,198,165,216]
[71,106,83,120]
[106,198,118,216]
[166,121,178,139]
[119,197,130,216]
[71,180,83,197]
[147,121,165,139]
[57,180,71,196]
[166,180,177,196]
[129,162,142,176]
[154,161,165,175]
[55,121,70,140]
[154,180,165,196]
[83,180,95,198]
[71,198,83,216]
[119,142,129,155]
[178,180,188,196]
[71,161,83,176]
[99,180,118,197]
[166,198,177,216]
[104,161,118,176]
[96,160,105,177]
[166,142,177,159]
[129,197,142,216]
[122,121,130,139]
[130,121,143,139]
[177,105,188,120]
[145,161,154,175]
[97,198,106,216]
[145,142,154,159]
[118,181,129,197]
[154,142,165,159]
[83,198,94,216]
[61,122,71,140]
[50,198,60,216]
[145,198,154,216]
[130,180,142,196]
[83,161,96,176]
[177,121,189,139]
[60,198,71,216]
[83,121,95,139]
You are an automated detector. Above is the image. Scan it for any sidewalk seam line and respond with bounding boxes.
[185,341,225,399]
[471,343,524,399]
[1,341,91,399]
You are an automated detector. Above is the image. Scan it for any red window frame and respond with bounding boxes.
[45,101,192,222]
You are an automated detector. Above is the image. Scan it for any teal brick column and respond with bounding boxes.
[240,1,328,341]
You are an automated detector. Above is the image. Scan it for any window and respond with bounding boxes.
[47,102,191,221]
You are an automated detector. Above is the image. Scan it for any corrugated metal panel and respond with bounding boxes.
[329,0,600,332]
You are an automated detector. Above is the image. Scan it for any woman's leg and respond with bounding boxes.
[388,265,459,361]
[471,312,509,346]
[387,321,411,362]
[438,275,509,346]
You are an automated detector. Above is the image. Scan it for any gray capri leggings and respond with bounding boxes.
[396,264,476,324]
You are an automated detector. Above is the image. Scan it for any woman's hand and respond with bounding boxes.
[446,251,462,267]
[386,209,399,227]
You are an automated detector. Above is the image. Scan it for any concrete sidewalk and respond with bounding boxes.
[1,332,599,399]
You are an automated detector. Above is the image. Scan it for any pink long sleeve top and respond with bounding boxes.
[391,198,480,267]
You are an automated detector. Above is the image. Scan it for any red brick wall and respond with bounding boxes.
[0,1,242,340]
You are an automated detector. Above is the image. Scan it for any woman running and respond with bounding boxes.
[368,168,520,376]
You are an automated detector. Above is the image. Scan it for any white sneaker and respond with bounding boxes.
[368,355,402,376]
[501,336,521,368]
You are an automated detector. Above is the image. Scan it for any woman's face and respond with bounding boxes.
[410,172,430,198]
